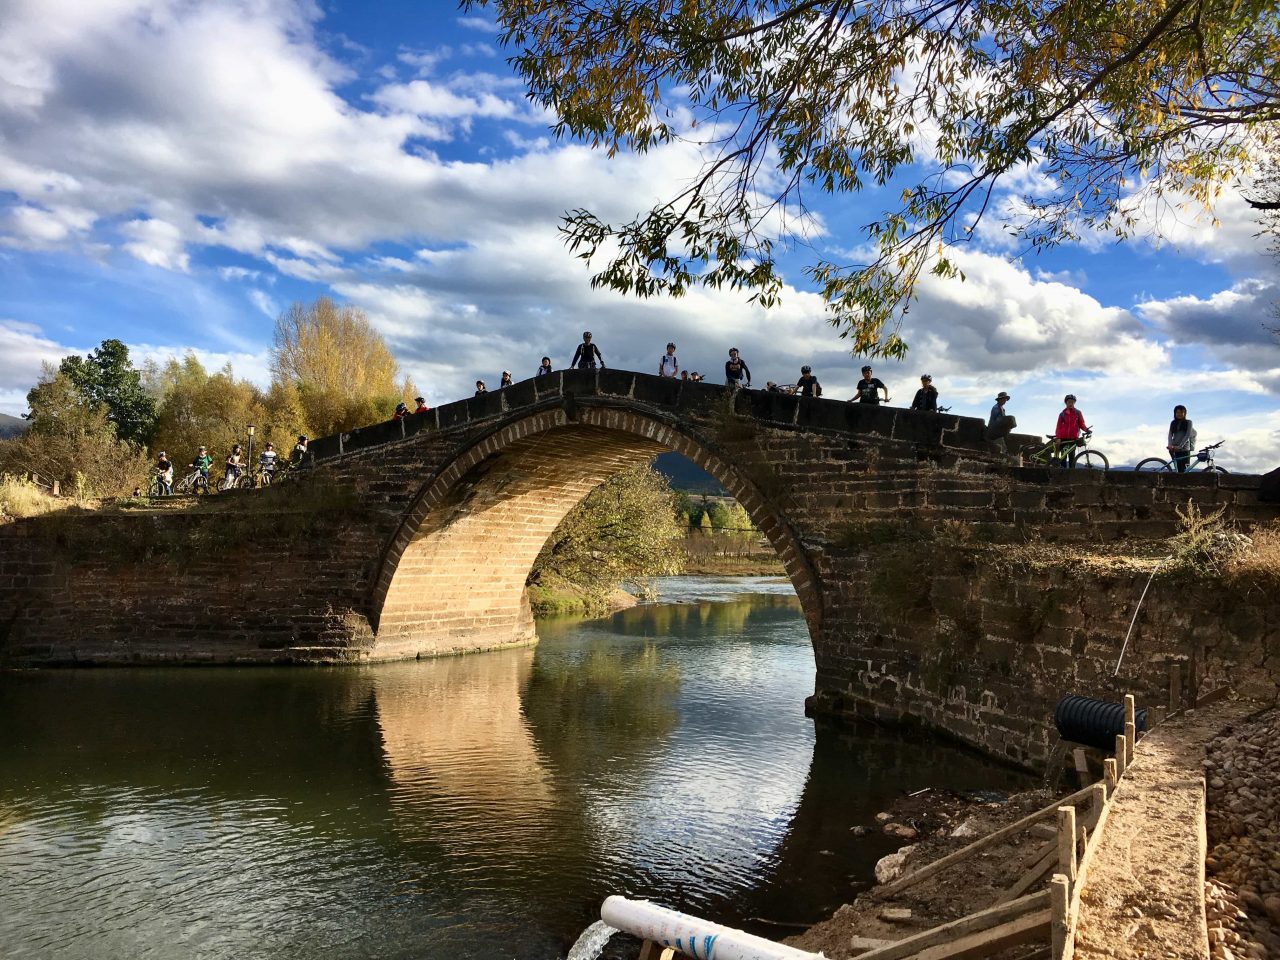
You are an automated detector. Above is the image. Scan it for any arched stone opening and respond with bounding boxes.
[367,407,821,662]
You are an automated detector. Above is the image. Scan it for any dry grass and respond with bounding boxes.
[0,475,78,520]
[1166,501,1251,576]
[1228,521,1280,584]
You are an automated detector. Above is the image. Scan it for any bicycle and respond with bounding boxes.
[1025,429,1110,470]
[147,472,174,497]
[173,469,211,496]
[1135,440,1227,474]
[217,468,254,492]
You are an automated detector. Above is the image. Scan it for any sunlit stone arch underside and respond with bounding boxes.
[367,406,822,663]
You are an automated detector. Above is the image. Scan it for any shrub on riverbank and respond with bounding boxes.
[527,463,684,615]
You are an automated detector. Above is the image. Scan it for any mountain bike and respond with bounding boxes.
[1025,429,1110,470]
[217,468,253,492]
[1135,440,1227,474]
[147,472,173,497]
[173,469,211,496]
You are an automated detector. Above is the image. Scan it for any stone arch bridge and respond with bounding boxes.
[4,369,1277,764]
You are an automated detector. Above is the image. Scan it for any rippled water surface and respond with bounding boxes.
[0,576,1028,959]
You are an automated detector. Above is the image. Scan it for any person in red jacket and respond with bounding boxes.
[1053,394,1090,462]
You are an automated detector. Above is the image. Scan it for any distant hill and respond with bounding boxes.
[0,413,29,439]
[653,452,725,494]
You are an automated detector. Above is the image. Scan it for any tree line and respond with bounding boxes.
[0,297,417,497]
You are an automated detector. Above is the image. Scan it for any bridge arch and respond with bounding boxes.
[367,405,821,661]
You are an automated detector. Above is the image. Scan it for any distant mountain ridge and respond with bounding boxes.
[0,413,29,439]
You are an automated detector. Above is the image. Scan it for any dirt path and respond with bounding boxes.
[1073,699,1258,960]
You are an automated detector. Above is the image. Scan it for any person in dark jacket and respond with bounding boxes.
[536,357,553,377]
[499,371,514,389]
[910,374,938,412]
[797,365,822,397]
[570,332,605,369]
[474,380,487,396]
[724,348,751,389]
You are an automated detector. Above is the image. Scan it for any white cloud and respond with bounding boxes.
[0,320,73,413]
[121,217,190,271]
[247,289,279,318]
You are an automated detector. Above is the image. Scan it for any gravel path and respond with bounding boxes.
[1205,708,1280,960]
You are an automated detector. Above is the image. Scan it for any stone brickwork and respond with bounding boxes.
[2,368,1277,765]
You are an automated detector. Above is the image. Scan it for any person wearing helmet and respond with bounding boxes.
[392,401,409,422]
[154,450,174,495]
[291,436,308,467]
[570,331,604,370]
[258,442,278,483]
[659,342,679,378]
[499,371,514,389]
[225,444,245,484]
[1054,394,1091,463]
[536,357,553,377]
[910,374,938,412]
[725,347,752,389]
[413,396,429,414]
[853,364,889,404]
[797,365,822,397]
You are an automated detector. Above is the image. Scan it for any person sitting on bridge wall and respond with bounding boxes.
[570,331,605,370]
[853,364,890,404]
[474,380,487,396]
[536,357,553,377]
[725,348,752,389]
[392,402,409,422]
[987,391,1014,453]
[413,396,429,414]
[910,374,938,412]
[1053,394,1091,463]
[797,365,822,397]
[659,342,679,378]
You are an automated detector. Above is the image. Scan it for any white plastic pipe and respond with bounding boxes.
[600,896,823,960]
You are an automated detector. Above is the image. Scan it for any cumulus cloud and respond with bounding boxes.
[0,320,73,407]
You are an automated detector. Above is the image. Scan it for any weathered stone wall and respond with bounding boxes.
[2,369,1277,765]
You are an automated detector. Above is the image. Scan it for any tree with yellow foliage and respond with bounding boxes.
[472,0,1280,357]
[271,298,416,437]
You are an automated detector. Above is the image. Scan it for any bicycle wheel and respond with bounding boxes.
[1073,450,1110,470]
[1207,465,1228,474]
[237,474,255,490]
[1135,458,1170,472]
[147,479,164,497]
[196,476,210,495]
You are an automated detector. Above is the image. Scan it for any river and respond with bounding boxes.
[0,576,1028,959]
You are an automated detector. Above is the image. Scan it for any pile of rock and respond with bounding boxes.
[1204,708,1280,959]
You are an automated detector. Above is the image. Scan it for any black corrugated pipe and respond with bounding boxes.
[1054,696,1147,750]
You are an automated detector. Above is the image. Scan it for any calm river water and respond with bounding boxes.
[0,576,1027,959]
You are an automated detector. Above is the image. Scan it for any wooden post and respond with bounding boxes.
[1050,874,1071,960]
[1114,734,1127,777]
[1124,695,1138,762]
[338,433,345,455]
[1102,758,1118,796]
[1057,806,1078,883]
[1088,783,1108,831]
[51,479,60,497]
[638,942,675,960]
[1168,662,1182,712]
[1072,748,1091,786]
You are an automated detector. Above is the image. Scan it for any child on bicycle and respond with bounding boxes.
[155,451,174,495]
[225,444,244,483]
[258,442,278,482]
[1167,405,1197,473]
[1053,394,1091,463]
[191,446,213,479]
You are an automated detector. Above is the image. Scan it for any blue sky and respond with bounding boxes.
[0,0,1277,469]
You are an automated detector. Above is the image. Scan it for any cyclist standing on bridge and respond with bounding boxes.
[724,348,751,389]
[570,331,605,370]
[1053,394,1091,463]
[1167,405,1197,473]
[910,374,938,412]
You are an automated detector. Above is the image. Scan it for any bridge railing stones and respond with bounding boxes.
[304,368,1029,466]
